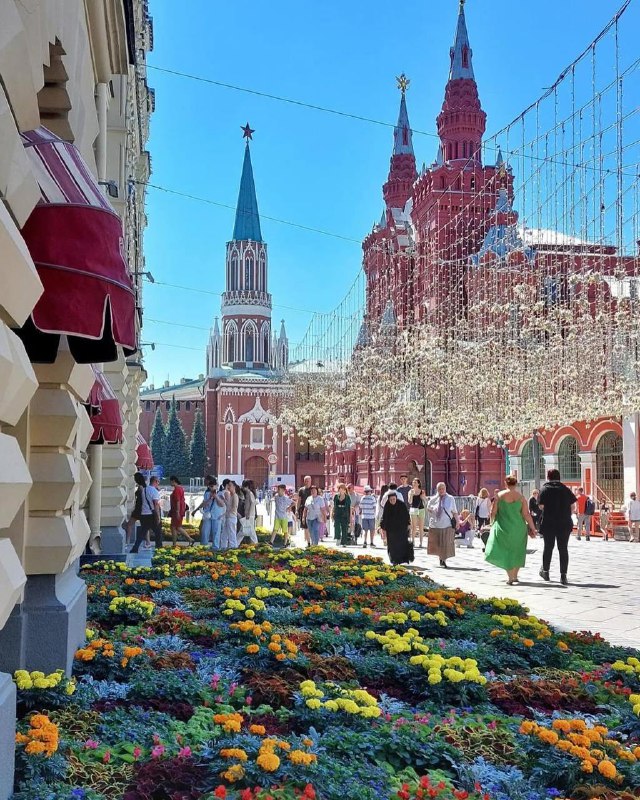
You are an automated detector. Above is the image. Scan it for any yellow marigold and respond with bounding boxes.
[520,720,536,735]
[221,764,245,782]
[597,760,617,780]
[246,644,260,654]
[24,740,46,755]
[249,724,266,735]
[552,719,571,733]
[581,760,594,773]
[256,751,280,772]
[275,653,287,661]
[220,748,248,761]
[288,749,317,766]
[557,640,569,651]
[538,730,559,745]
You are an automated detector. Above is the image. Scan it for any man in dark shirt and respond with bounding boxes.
[397,475,411,506]
[538,468,577,586]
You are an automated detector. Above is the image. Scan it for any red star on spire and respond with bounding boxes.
[241,123,255,141]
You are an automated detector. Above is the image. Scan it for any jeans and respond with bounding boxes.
[308,517,320,545]
[334,517,349,545]
[576,514,591,537]
[542,529,571,574]
[201,516,223,547]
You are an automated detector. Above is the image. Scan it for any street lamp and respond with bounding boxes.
[133,270,155,283]
[98,180,118,198]
[140,342,155,351]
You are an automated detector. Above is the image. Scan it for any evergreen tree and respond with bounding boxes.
[189,409,207,480]
[150,407,167,469]
[163,397,189,480]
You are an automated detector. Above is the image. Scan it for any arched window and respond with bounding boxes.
[226,325,238,363]
[185,401,191,411]
[558,436,580,480]
[245,256,254,290]
[462,141,467,158]
[462,46,469,69]
[440,176,445,189]
[596,432,624,504]
[521,439,545,481]
[230,255,238,290]
[261,324,270,363]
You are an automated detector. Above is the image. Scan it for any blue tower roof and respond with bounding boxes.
[449,1,475,81]
[393,90,414,156]
[232,142,263,242]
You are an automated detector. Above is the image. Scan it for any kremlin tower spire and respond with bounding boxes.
[233,124,263,242]
[383,74,418,211]
[437,0,486,164]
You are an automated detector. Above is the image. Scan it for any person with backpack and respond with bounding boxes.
[130,473,161,553]
[584,495,596,540]
[575,487,591,541]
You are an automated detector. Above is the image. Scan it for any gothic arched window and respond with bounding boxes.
[245,256,254,290]
[226,325,238,363]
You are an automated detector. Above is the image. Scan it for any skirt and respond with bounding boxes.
[427,526,455,560]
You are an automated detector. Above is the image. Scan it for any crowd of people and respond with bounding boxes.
[125,470,640,586]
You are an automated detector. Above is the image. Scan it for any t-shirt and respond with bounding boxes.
[274,493,291,519]
[212,491,226,520]
[224,491,239,518]
[305,495,325,521]
[359,494,377,519]
[333,494,351,518]
[397,485,411,506]
[141,485,160,515]
[538,481,577,533]
[170,485,186,517]
[575,494,588,514]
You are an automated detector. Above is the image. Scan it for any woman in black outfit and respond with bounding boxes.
[538,469,577,586]
[130,473,159,554]
[529,489,541,532]
[381,493,413,566]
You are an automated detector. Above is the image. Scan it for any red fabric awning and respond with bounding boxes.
[136,432,154,470]
[85,368,123,445]
[16,127,136,364]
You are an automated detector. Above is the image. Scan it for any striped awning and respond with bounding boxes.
[85,367,123,445]
[16,127,136,364]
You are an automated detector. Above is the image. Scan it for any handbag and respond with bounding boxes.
[407,539,415,563]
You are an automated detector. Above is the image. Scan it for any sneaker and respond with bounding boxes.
[577,536,581,541]
[539,568,550,581]
[586,537,591,541]
[362,542,367,548]
[439,559,448,568]
[560,574,569,586]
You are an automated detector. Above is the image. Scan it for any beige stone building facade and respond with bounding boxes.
[0,2,153,796]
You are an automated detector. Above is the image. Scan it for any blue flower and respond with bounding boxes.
[71,790,86,799]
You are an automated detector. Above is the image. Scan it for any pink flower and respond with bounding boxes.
[211,674,221,690]
[152,734,161,745]
[215,695,223,703]
[230,682,238,694]
[133,746,142,759]
[178,746,192,758]
[333,626,340,634]
[102,751,111,763]
[84,739,99,750]
[488,720,498,730]
[151,745,165,758]
[245,696,253,705]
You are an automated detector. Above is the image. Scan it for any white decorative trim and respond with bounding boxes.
[238,396,272,424]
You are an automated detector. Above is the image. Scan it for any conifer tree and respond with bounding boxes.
[164,397,189,479]
[149,407,166,469]
[189,409,207,480]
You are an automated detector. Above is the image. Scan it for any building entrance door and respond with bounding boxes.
[244,456,269,489]
[596,432,623,505]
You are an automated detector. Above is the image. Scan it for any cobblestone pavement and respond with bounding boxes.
[289,522,640,649]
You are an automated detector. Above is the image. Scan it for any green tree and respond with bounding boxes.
[189,409,207,480]
[163,397,189,479]
[149,407,167,469]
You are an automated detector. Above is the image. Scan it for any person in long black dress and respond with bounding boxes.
[381,493,412,566]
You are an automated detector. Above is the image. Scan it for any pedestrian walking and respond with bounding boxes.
[238,480,258,545]
[332,483,352,547]
[575,487,591,540]
[396,474,411,506]
[270,484,291,547]
[124,472,146,545]
[298,475,313,548]
[625,492,640,542]
[359,485,377,547]
[408,478,427,548]
[381,491,413,566]
[538,468,578,586]
[599,502,611,541]
[169,476,194,545]
[220,480,239,550]
[130,473,161,553]
[475,488,492,528]
[348,484,361,542]
[528,489,542,532]
[377,484,388,545]
[485,475,537,585]
[149,476,164,548]
[426,482,460,568]
[303,485,325,546]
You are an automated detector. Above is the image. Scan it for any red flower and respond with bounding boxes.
[214,787,227,799]
[241,791,252,800]
[454,792,469,800]
[302,786,316,799]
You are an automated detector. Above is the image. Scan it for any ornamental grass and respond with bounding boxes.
[10,544,640,800]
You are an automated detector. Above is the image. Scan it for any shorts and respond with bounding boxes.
[361,518,375,532]
[409,508,425,519]
[273,518,288,536]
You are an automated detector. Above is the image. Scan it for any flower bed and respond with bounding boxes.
[11,545,640,800]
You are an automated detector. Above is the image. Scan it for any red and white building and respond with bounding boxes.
[325,3,636,505]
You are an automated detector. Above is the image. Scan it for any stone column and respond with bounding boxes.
[2,343,94,676]
[124,363,146,512]
[100,354,129,553]
[622,414,639,500]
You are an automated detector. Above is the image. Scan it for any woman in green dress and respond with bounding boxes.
[486,475,537,585]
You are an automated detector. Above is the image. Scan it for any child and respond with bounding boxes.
[600,503,610,541]
[458,509,476,549]
[286,502,296,546]
[270,484,290,547]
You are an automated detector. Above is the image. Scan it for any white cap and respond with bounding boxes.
[364,485,373,492]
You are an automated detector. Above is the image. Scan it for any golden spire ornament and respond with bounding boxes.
[396,73,410,94]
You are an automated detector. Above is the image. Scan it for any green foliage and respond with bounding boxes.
[149,407,166,468]
[163,397,189,480]
[189,408,207,479]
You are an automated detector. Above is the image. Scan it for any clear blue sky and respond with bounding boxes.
[140,0,635,386]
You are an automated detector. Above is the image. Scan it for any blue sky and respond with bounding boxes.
[140,0,635,386]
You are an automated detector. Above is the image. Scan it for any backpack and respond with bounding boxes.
[237,491,246,519]
[585,498,596,516]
